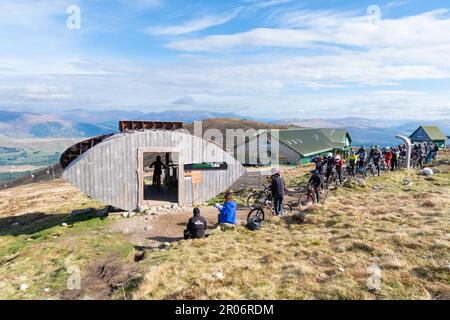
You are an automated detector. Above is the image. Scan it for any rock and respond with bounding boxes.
[220,223,236,231]
[343,177,366,189]
[157,206,164,212]
[171,203,179,209]
[421,168,434,176]
[132,249,145,262]
[20,283,28,291]
[214,272,224,280]
[61,223,68,227]
[71,208,96,216]
[403,179,414,186]
[372,184,384,191]
[129,212,137,218]
[137,206,147,213]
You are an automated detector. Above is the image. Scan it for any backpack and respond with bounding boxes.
[247,217,263,231]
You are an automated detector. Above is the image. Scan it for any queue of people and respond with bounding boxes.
[183,141,441,239]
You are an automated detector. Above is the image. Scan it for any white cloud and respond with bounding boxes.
[147,8,241,35]
[167,9,450,51]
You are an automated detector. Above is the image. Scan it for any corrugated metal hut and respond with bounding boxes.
[60,121,245,211]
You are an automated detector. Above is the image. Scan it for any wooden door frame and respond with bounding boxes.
[137,147,185,207]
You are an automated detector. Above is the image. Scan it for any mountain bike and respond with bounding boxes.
[299,184,319,205]
[324,167,336,189]
[364,161,376,177]
[246,185,272,209]
[247,198,293,222]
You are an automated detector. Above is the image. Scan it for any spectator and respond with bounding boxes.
[184,207,207,240]
[215,192,237,224]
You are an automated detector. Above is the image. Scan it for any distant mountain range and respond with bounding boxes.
[0,109,449,146]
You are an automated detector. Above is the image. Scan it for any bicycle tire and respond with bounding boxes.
[247,208,265,222]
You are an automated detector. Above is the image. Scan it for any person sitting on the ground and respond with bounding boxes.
[215,192,237,225]
[184,207,207,240]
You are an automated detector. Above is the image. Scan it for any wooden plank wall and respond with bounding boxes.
[62,131,245,211]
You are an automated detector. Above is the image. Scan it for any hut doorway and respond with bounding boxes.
[138,147,185,208]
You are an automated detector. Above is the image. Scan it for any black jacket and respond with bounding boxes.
[271,174,285,198]
[187,215,207,238]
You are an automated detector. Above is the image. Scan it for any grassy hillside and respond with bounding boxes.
[0,152,449,300]
[133,158,450,300]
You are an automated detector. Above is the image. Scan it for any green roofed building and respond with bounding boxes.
[409,126,447,149]
[237,128,352,166]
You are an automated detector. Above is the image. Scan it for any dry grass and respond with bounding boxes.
[0,151,449,300]
[133,151,450,300]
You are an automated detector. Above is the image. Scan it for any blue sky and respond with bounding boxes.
[1,0,450,120]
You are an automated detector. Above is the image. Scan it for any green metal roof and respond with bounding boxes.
[277,128,343,157]
[410,126,446,141]
[319,128,352,144]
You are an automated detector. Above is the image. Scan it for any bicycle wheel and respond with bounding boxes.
[280,203,293,215]
[246,192,263,209]
[300,192,315,206]
[247,208,265,222]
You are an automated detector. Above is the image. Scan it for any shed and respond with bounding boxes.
[409,126,447,149]
[60,121,245,211]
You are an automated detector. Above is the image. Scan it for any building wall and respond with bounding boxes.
[279,141,302,165]
[62,130,245,211]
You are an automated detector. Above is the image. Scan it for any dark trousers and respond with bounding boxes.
[274,196,283,215]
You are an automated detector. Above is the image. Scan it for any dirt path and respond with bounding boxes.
[110,206,252,247]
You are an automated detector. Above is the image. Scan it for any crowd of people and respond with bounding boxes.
[307,142,441,203]
[183,141,441,239]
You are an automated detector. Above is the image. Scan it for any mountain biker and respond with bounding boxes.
[391,147,399,171]
[270,168,286,216]
[323,152,336,185]
[184,207,207,240]
[150,155,168,191]
[312,156,325,176]
[334,155,345,185]
[356,146,367,174]
[383,147,393,171]
[432,143,439,160]
[308,170,322,202]
[371,146,382,176]
[347,151,358,177]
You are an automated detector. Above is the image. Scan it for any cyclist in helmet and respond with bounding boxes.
[334,154,345,185]
[308,170,322,202]
[356,146,367,173]
[347,151,358,177]
[372,146,382,176]
[383,146,392,171]
[323,152,336,185]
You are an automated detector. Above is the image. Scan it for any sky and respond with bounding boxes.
[0,0,450,120]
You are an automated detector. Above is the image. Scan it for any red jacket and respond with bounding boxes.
[335,159,345,168]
